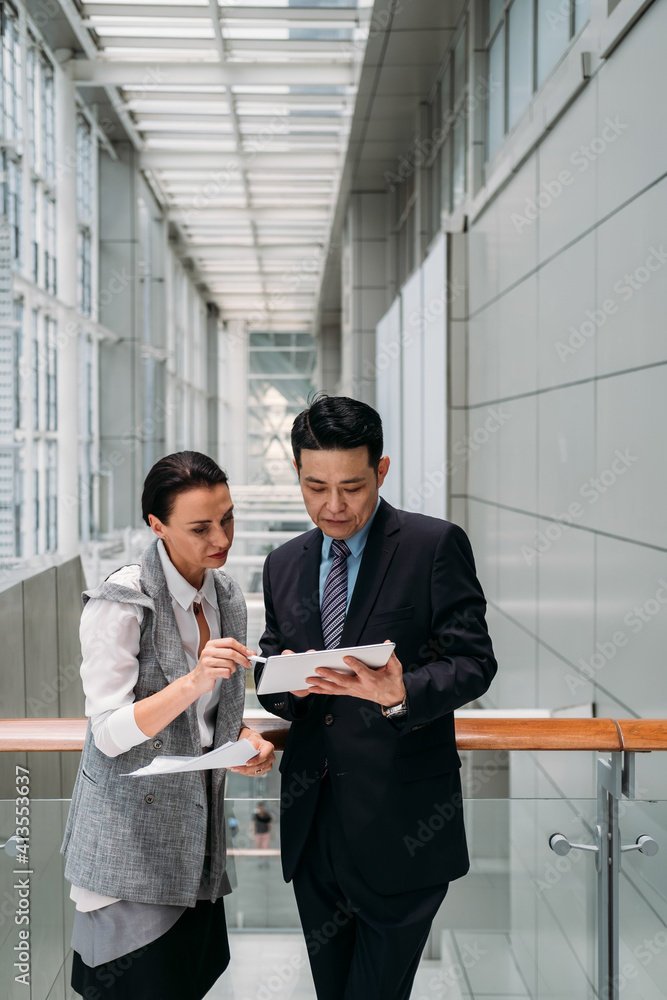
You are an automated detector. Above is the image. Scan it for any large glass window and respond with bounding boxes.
[32,309,40,431]
[486,0,591,161]
[247,331,316,486]
[33,466,40,554]
[77,115,94,220]
[27,45,36,169]
[575,0,591,31]
[13,300,23,430]
[14,446,25,558]
[30,180,39,283]
[45,316,57,432]
[487,24,505,159]
[44,193,56,295]
[2,152,21,267]
[77,230,92,316]
[78,334,95,542]
[450,23,468,210]
[429,145,442,238]
[40,56,56,181]
[507,0,534,129]
[0,6,22,141]
[489,0,504,34]
[453,26,467,104]
[441,135,451,218]
[452,115,467,210]
[46,440,58,552]
[423,16,469,240]
[537,0,571,85]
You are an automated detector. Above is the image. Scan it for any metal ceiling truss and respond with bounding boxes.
[60,0,365,330]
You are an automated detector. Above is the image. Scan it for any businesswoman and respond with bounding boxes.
[61,451,275,1000]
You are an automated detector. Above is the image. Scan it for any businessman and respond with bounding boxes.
[256,394,497,1000]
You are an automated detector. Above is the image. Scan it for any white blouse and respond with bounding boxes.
[70,538,225,912]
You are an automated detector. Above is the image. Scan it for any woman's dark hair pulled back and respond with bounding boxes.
[141,451,229,526]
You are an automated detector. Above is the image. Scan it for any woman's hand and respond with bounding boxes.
[135,640,256,741]
[286,648,316,698]
[188,638,255,698]
[230,727,276,777]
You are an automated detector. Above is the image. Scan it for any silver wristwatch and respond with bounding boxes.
[382,698,407,719]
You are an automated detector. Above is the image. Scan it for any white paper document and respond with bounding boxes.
[255,642,396,696]
[123,738,257,777]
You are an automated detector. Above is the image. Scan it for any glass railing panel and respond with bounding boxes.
[224,797,300,932]
[618,800,667,999]
[1,798,71,1000]
[1,784,664,999]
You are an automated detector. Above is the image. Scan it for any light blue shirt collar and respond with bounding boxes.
[321,496,382,559]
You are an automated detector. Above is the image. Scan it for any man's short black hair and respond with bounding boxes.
[291,393,384,473]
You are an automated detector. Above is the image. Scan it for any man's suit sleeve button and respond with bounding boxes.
[152,739,163,750]
[324,714,334,726]
[275,701,285,710]
[144,794,155,804]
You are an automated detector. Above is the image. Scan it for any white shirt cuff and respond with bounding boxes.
[98,704,149,757]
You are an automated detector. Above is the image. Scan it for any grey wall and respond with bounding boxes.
[454,2,667,992]
[0,556,86,800]
[340,191,389,403]
[354,0,667,984]
[459,0,667,766]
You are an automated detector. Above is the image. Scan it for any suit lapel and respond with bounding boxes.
[297,529,325,650]
[339,498,400,649]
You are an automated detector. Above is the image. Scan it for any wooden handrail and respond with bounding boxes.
[1,716,666,753]
[616,719,667,752]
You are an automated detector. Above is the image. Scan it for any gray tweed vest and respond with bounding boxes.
[61,537,247,906]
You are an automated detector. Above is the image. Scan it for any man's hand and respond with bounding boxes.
[230,727,276,776]
[304,640,406,707]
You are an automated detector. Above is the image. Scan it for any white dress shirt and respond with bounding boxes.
[70,538,224,912]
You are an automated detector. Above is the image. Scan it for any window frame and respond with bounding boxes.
[484,0,591,165]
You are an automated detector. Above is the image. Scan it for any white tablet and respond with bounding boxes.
[254,642,396,696]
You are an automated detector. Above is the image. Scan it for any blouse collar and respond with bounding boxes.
[156,538,218,611]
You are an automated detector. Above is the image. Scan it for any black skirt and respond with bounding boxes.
[71,895,230,1000]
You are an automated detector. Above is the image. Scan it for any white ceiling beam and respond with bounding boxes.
[83,4,358,22]
[94,37,218,50]
[71,60,355,87]
[169,208,330,223]
[221,312,314,320]
[143,133,341,145]
[124,92,347,107]
[189,244,323,259]
[94,37,352,56]
[56,0,149,155]
[134,113,232,124]
[251,292,319,299]
[226,8,356,21]
[221,41,353,56]
[141,151,340,170]
[84,4,211,17]
[135,116,346,132]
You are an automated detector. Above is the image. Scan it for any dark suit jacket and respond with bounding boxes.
[256,497,497,895]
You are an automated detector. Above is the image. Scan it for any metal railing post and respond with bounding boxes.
[597,753,622,1000]
[552,750,658,1000]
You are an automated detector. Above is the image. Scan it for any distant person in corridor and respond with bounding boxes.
[255,395,497,1000]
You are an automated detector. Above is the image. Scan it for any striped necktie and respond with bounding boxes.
[320,538,351,649]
